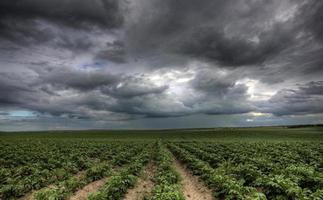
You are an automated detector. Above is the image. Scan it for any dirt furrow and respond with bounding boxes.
[69,177,109,200]
[123,163,156,200]
[173,159,216,200]
[18,183,56,200]
[18,170,86,200]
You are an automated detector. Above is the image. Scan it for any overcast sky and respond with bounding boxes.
[1,0,323,131]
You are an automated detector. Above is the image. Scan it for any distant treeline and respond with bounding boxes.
[286,124,323,128]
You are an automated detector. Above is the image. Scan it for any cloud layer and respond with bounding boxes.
[0,0,323,130]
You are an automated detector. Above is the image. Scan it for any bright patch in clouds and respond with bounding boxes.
[236,78,276,101]
[9,110,35,117]
[249,112,270,117]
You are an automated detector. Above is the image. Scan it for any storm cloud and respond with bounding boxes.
[260,81,323,116]
[0,0,323,130]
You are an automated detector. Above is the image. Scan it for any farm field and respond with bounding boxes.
[0,126,323,200]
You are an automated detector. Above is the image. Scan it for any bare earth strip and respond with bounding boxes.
[173,159,216,200]
[18,171,86,200]
[69,177,109,200]
[123,163,156,200]
[18,184,56,200]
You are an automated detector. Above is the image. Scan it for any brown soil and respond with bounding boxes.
[18,170,86,200]
[18,191,34,200]
[69,166,121,200]
[18,190,37,200]
[173,159,216,200]
[69,177,109,200]
[123,163,156,200]
[18,184,56,200]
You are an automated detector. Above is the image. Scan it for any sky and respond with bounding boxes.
[1,0,323,131]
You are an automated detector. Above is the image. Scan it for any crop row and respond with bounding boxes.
[0,141,147,199]
[168,143,264,199]
[149,141,184,200]
[87,146,151,200]
[172,142,323,200]
[34,144,146,200]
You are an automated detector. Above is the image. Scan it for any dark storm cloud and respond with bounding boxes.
[95,41,127,63]
[1,65,251,119]
[0,19,53,46]
[0,0,124,52]
[191,69,236,94]
[1,0,323,130]
[298,81,323,95]
[180,25,294,66]
[0,67,120,120]
[55,34,94,52]
[261,81,323,116]
[300,1,323,42]
[190,70,253,115]
[126,0,302,66]
[0,67,171,119]
[34,67,121,91]
[0,0,123,29]
[0,72,35,106]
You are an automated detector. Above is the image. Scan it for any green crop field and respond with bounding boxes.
[1,126,323,200]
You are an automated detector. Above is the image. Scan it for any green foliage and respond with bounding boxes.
[85,162,111,182]
[87,149,150,200]
[34,187,65,200]
[0,141,148,199]
[151,185,184,200]
[149,142,185,200]
[0,130,323,200]
[169,142,323,200]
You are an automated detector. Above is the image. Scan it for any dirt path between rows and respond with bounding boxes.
[173,159,216,200]
[69,177,109,200]
[18,184,55,200]
[18,171,86,200]
[123,163,156,200]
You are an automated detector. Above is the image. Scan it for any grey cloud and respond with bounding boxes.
[31,67,252,119]
[298,81,323,95]
[0,19,53,46]
[191,69,236,94]
[189,68,252,114]
[0,67,123,120]
[34,67,120,91]
[0,0,124,30]
[300,1,323,42]
[0,72,35,106]
[1,0,323,130]
[260,81,323,116]
[193,84,252,115]
[54,34,94,52]
[180,24,294,66]
[0,67,172,119]
[0,0,124,51]
[95,41,127,63]
[109,94,192,117]
[102,76,168,98]
[126,0,300,66]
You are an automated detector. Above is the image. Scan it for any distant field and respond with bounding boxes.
[1,126,323,141]
[1,126,323,199]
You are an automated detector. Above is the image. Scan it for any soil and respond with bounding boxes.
[123,163,156,200]
[69,177,109,200]
[18,184,56,200]
[173,159,216,200]
[18,170,85,200]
